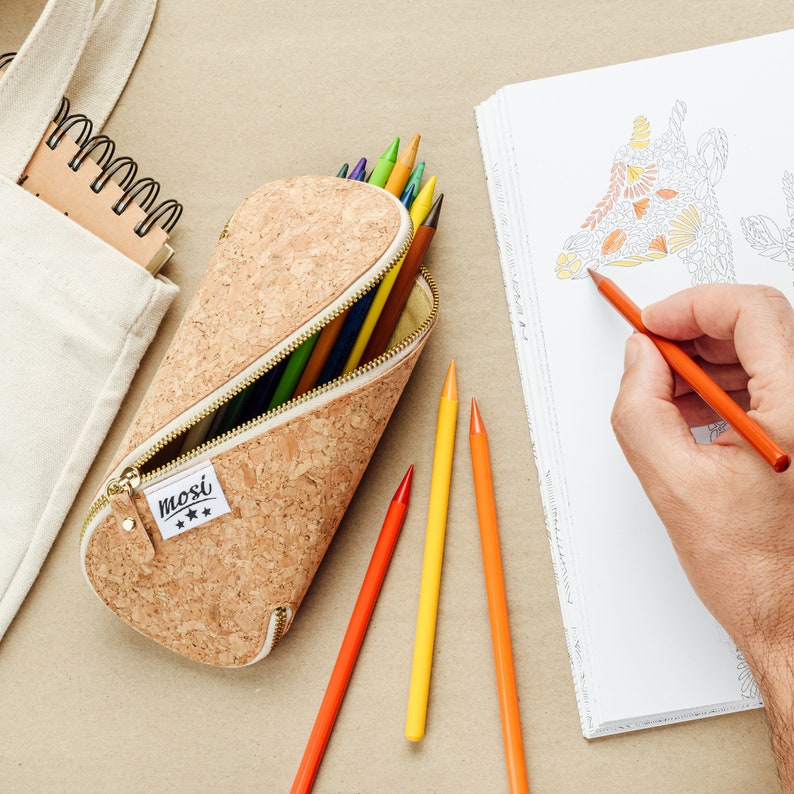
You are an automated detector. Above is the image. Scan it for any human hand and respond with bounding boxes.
[611,284,794,787]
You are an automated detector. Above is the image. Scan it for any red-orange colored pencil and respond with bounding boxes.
[588,268,790,473]
[291,465,414,794]
[469,399,529,794]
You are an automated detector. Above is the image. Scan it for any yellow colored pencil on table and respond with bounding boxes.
[342,176,437,375]
[405,359,458,742]
[469,398,529,794]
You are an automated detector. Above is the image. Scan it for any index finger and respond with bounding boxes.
[642,284,794,378]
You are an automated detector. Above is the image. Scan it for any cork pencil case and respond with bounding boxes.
[79,175,438,667]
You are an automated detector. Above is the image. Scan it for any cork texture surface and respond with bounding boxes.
[112,175,404,463]
[84,345,427,666]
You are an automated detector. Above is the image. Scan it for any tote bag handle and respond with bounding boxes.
[0,0,157,181]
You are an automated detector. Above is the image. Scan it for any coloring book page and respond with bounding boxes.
[477,29,794,736]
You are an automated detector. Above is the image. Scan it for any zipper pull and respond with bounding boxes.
[106,467,155,564]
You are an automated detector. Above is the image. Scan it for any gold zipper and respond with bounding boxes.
[105,466,141,500]
[267,606,289,655]
[81,265,438,541]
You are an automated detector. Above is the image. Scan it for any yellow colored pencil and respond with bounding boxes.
[342,176,437,375]
[405,359,458,742]
[406,173,436,225]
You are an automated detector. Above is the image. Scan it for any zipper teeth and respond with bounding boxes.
[268,606,289,654]
[81,263,437,540]
[134,229,413,473]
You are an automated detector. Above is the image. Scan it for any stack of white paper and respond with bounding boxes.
[476,30,794,737]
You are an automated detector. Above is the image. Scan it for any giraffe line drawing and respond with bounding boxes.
[555,101,735,286]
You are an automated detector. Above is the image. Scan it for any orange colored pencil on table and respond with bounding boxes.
[469,399,529,794]
[291,466,414,794]
[588,268,790,473]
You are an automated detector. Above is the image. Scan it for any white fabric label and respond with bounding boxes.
[143,460,231,540]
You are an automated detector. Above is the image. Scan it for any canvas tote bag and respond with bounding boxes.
[0,0,178,639]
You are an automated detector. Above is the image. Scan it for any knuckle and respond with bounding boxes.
[610,394,638,443]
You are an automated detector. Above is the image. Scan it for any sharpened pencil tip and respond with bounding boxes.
[422,193,443,228]
[442,360,458,401]
[393,464,414,504]
[400,133,421,163]
[383,136,400,159]
[413,175,437,209]
[470,397,485,435]
[587,267,604,285]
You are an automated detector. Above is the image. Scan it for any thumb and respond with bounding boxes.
[611,334,701,485]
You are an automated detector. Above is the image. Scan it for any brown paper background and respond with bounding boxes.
[2,1,792,791]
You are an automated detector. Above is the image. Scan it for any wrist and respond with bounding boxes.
[743,640,794,791]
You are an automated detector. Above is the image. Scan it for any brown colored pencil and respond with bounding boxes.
[362,193,443,364]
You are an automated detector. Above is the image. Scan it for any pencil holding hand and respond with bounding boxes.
[588,268,790,473]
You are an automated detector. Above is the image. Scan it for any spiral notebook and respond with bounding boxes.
[476,29,794,737]
[2,54,181,274]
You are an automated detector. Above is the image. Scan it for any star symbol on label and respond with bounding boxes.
[186,508,198,522]
[176,520,185,530]
[203,507,212,517]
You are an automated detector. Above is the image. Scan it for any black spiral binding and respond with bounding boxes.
[1,52,182,238]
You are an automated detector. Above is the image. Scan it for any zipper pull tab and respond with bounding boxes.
[106,467,155,564]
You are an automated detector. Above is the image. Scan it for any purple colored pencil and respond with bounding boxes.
[348,158,367,181]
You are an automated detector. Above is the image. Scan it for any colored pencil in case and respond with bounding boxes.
[266,162,359,409]
[348,157,367,181]
[405,361,458,742]
[407,174,436,221]
[234,358,289,426]
[179,411,214,454]
[362,193,443,364]
[291,465,414,794]
[202,404,232,444]
[266,332,321,410]
[342,178,437,375]
[316,295,375,384]
[296,139,426,392]
[384,133,420,197]
[401,161,425,205]
[336,163,349,178]
[292,161,371,398]
[293,313,347,398]
[588,268,790,472]
[367,136,400,188]
[312,136,405,385]
[469,398,529,794]
[204,381,256,441]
